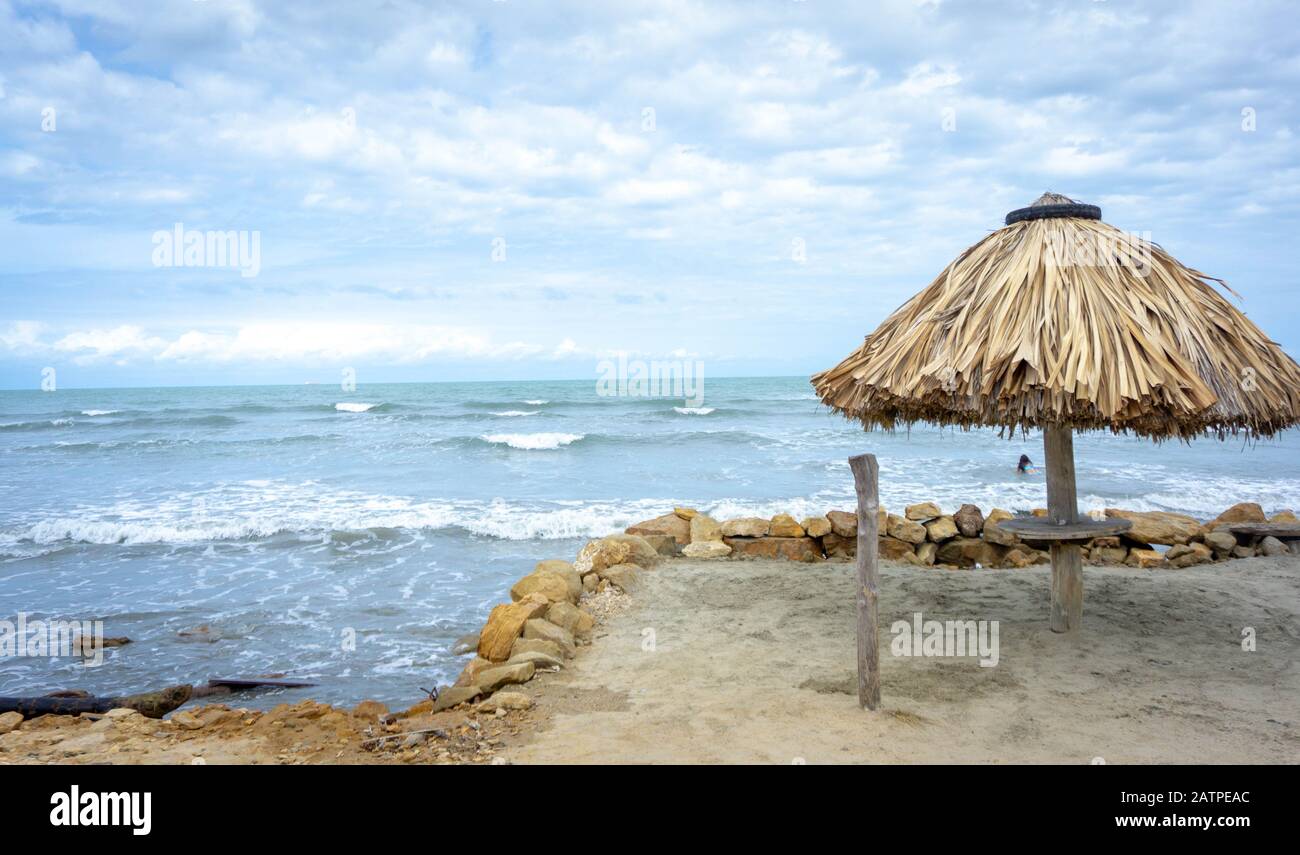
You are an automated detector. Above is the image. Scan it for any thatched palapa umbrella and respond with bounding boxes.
[814,193,1300,705]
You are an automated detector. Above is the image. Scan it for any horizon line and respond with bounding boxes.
[0,372,813,394]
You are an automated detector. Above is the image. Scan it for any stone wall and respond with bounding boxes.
[439,501,1296,712]
[625,501,1299,569]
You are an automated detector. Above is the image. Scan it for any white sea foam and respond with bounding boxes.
[50,418,73,426]
[490,410,540,417]
[523,400,548,405]
[335,402,379,413]
[80,410,119,416]
[0,484,667,546]
[673,406,716,415]
[481,432,583,450]
[5,474,1298,554]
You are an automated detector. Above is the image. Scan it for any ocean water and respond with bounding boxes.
[2,376,1298,709]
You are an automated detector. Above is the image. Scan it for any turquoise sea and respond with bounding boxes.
[2,376,1298,708]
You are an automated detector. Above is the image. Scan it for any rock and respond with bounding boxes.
[886,514,927,545]
[1167,542,1213,567]
[915,542,938,565]
[598,562,644,591]
[1119,532,1153,551]
[640,534,681,556]
[905,502,941,521]
[1126,548,1166,568]
[574,534,660,575]
[1269,510,1298,523]
[1204,530,1237,556]
[518,593,552,619]
[673,507,698,520]
[722,536,822,562]
[506,650,565,671]
[682,540,732,559]
[625,512,691,545]
[510,571,575,605]
[1208,502,1267,527]
[1259,536,1288,557]
[936,537,1006,568]
[168,710,211,730]
[924,516,958,543]
[456,656,497,687]
[177,624,222,643]
[71,635,131,656]
[104,707,145,721]
[0,711,23,734]
[722,517,770,538]
[431,685,483,712]
[510,637,567,661]
[826,510,857,538]
[478,600,540,662]
[802,517,832,538]
[476,691,533,713]
[400,700,434,718]
[689,513,723,543]
[352,700,388,720]
[546,601,594,638]
[878,536,916,561]
[1104,509,1202,545]
[982,508,1020,546]
[822,532,854,559]
[475,661,536,693]
[534,560,583,597]
[1089,536,1121,548]
[1000,548,1034,568]
[450,632,480,656]
[581,572,599,593]
[768,513,805,538]
[1031,508,1049,517]
[953,504,984,538]
[1090,546,1129,565]
[523,618,576,657]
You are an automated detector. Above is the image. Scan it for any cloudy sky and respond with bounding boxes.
[1,0,1297,389]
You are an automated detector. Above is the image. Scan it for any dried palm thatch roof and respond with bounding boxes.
[812,193,1300,440]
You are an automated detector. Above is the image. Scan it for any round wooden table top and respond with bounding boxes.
[997,517,1133,542]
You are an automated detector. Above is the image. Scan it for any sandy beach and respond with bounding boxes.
[506,555,1300,764]
[3,551,1297,764]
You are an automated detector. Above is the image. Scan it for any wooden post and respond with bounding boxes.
[1043,424,1083,633]
[848,453,881,710]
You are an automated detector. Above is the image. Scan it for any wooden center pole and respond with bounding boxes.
[1043,424,1083,633]
[848,453,880,710]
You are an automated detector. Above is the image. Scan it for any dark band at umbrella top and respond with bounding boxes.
[1005,191,1101,225]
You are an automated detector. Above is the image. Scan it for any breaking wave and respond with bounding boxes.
[480,432,585,450]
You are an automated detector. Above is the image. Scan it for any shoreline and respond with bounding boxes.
[2,501,1297,763]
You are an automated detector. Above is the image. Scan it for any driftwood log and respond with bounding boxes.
[0,684,192,719]
[0,678,316,720]
[192,678,317,698]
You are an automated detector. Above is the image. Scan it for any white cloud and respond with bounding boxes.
[5,321,596,366]
[2,0,1299,383]
[1043,145,1128,176]
[898,62,961,96]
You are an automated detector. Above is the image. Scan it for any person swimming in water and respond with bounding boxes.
[1017,454,1037,474]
